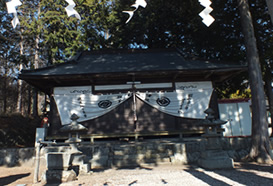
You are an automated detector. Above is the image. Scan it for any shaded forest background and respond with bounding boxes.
[0,0,273,148]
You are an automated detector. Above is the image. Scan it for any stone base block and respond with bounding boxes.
[46,152,71,170]
[90,156,109,169]
[71,154,85,165]
[198,157,234,169]
[80,163,91,173]
[42,170,77,184]
[170,153,188,164]
[198,150,234,169]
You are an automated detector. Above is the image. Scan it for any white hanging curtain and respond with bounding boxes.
[53,86,131,125]
[53,81,213,125]
[136,81,213,119]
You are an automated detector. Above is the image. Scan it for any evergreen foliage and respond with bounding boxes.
[0,0,273,162]
[0,0,272,109]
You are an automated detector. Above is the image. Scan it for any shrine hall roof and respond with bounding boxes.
[19,48,247,94]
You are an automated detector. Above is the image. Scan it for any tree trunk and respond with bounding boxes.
[32,26,40,117]
[3,76,7,114]
[17,65,23,114]
[17,30,24,114]
[2,57,8,114]
[28,86,32,116]
[265,0,273,138]
[34,3,40,69]
[32,88,38,118]
[31,4,41,117]
[266,0,273,25]
[265,69,273,137]
[264,60,273,137]
[237,0,272,163]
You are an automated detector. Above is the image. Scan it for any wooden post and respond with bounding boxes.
[90,136,94,144]
[127,81,141,131]
[135,133,139,141]
[179,132,183,141]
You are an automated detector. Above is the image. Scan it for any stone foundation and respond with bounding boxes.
[39,137,252,170]
[0,137,263,169]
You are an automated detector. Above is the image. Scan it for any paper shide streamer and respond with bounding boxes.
[122,0,147,23]
[6,0,81,29]
[64,0,81,20]
[6,0,22,28]
[198,0,215,27]
[6,0,214,28]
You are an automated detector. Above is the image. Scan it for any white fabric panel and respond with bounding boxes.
[219,102,252,137]
[53,82,213,125]
[218,103,233,136]
[136,89,213,119]
[226,103,242,136]
[238,102,252,136]
[54,93,132,125]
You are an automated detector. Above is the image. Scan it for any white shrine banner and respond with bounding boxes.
[54,87,132,125]
[136,81,213,119]
[53,81,213,124]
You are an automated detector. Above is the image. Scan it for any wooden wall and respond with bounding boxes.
[47,92,219,138]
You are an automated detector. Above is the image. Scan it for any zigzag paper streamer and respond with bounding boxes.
[65,0,81,20]
[123,0,147,23]
[6,0,22,28]
[198,0,215,27]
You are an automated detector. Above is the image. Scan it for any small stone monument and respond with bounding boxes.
[59,114,90,173]
[59,113,88,153]
[43,114,90,184]
[198,108,234,169]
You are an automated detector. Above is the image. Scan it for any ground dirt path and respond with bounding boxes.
[0,162,273,186]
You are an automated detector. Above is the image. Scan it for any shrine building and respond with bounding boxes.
[19,48,247,141]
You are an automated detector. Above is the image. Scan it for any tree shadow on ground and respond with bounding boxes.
[236,162,273,173]
[116,165,153,171]
[0,173,30,185]
[184,167,230,186]
[215,164,273,185]
[185,163,273,186]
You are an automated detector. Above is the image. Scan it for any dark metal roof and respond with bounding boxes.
[19,49,247,94]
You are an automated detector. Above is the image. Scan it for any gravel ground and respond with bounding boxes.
[1,162,272,186]
[59,162,273,186]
